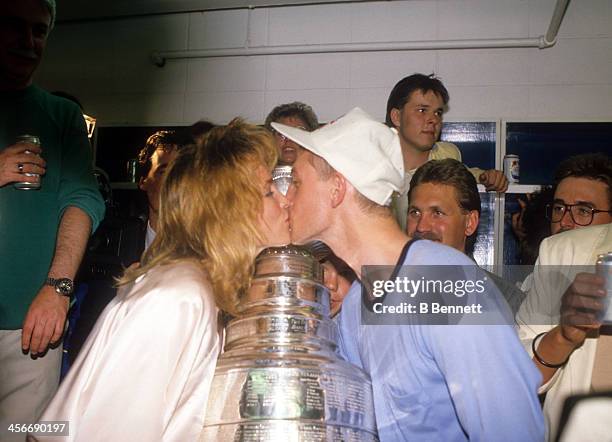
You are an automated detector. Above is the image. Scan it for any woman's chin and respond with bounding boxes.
[256,239,291,254]
[268,239,292,248]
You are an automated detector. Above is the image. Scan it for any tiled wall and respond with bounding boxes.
[36,0,612,125]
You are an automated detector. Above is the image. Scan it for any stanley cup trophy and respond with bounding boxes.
[202,246,379,441]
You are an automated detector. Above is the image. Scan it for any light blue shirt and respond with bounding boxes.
[337,240,544,442]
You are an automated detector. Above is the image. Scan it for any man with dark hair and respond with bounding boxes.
[0,0,105,437]
[407,159,526,313]
[548,153,612,235]
[516,154,611,440]
[518,222,611,441]
[137,130,183,250]
[512,152,611,265]
[264,101,319,165]
[407,159,481,255]
[386,73,508,229]
[385,73,449,127]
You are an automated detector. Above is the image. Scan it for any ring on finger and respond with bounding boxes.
[17,163,24,172]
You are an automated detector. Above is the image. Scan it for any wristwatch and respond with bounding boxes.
[45,277,75,297]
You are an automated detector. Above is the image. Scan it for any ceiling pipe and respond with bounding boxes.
[151,0,570,67]
[544,0,571,45]
[151,38,547,67]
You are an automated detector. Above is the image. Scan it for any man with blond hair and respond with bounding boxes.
[274,108,543,441]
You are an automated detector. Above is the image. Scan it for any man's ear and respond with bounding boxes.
[464,210,480,237]
[330,172,347,208]
[390,108,402,129]
[138,176,147,191]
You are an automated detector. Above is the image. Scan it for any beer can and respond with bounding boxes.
[596,252,612,324]
[127,159,138,183]
[14,135,42,190]
[271,164,293,196]
[503,154,519,184]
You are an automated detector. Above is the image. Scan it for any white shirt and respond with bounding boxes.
[37,261,222,441]
[517,223,612,441]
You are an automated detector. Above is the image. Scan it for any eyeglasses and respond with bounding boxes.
[545,202,612,226]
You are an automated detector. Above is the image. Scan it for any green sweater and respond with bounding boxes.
[0,85,105,329]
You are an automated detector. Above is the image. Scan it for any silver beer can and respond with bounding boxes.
[503,154,519,184]
[271,164,293,196]
[596,252,612,324]
[126,159,138,183]
[14,134,42,190]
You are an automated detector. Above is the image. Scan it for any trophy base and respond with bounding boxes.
[201,420,379,442]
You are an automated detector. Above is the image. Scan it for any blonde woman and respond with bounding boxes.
[35,120,291,441]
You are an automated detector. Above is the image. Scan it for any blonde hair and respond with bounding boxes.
[120,119,278,316]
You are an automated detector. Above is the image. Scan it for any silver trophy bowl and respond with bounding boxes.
[202,246,378,441]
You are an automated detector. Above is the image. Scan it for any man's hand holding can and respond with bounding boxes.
[0,135,47,189]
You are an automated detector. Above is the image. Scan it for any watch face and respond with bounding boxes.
[56,278,74,295]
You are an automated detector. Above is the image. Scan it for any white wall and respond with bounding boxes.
[36,0,612,125]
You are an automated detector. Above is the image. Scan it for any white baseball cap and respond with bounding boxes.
[271,107,404,206]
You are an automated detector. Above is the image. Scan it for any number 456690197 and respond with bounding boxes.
[6,421,68,436]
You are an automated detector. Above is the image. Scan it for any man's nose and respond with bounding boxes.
[285,183,296,202]
[426,112,440,125]
[20,26,36,49]
[415,215,433,232]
